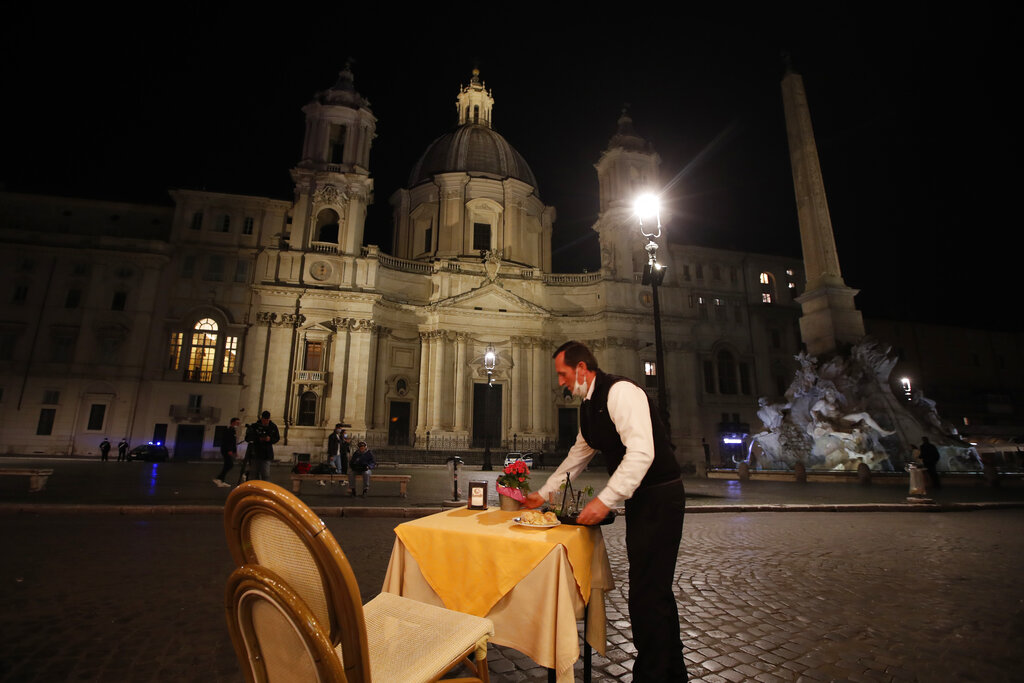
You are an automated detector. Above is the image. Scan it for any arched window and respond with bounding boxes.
[188,318,218,382]
[297,391,317,426]
[315,209,340,244]
[168,316,240,383]
[717,350,738,394]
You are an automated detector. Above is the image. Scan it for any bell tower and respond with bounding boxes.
[290,62,376,255]
[593,110,661,281]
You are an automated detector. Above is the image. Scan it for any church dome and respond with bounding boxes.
[408,123,538,189]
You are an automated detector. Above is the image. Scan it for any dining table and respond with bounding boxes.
[381,506,615,683]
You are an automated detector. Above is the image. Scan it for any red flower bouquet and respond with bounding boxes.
[495,458,531,502]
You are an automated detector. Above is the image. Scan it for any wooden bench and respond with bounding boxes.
[0,468,55,492]
[290,473,411,497]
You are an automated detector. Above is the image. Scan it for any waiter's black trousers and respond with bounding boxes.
[624,479,687,681]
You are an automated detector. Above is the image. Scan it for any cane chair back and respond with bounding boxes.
[226,564,348,682]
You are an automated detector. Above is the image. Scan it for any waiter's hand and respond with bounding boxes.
[576,498,610,525]
[523,492,545,509]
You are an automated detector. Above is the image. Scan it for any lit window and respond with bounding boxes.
[168,332,182,370]
[304,341,322,371]
[759,272,775,304]
[644,361,657,388]
[187,318,218,382]
[222,336,238,373]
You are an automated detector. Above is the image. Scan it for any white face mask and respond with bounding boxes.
[571,367,589,399]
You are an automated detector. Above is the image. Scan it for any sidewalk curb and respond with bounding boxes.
[2,501,1022,516]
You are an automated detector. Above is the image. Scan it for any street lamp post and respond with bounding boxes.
[635,194,671,437]
[482,343,497,471]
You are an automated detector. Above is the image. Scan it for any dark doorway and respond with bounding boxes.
[175,425,205,460]
[557,408,578,449]
[388,401,411,446]
[472,383,502,449]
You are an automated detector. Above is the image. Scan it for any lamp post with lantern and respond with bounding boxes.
[635,193,671,437]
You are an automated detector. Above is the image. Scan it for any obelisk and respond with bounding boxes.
[781,60,865,356]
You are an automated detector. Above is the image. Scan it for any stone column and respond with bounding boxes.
[429,332,446,429]
[416,332,430,438]
[510,338,523,436]
[326,319,350,425]
[342,319,378,431]
[454,333,468,431]
[531,339,548,435]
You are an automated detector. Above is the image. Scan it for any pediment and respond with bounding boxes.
[432,282,548,315]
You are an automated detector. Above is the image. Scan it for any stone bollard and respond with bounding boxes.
[857,462,872,485]
[738,462,750,481]
[794,461,807,483]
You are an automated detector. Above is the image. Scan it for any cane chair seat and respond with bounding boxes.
[224,480,492,683]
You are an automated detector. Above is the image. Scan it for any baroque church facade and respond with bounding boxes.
[0,67,804,468]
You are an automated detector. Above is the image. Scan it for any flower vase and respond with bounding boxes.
[499,494,523,511]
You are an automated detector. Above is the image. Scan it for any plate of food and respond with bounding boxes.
[513,510,561,528]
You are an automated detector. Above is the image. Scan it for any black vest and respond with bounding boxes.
[579,371,680,489]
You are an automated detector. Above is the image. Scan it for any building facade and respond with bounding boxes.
[0,67,807,467]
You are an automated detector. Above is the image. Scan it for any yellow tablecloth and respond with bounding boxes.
[382,507,614,681]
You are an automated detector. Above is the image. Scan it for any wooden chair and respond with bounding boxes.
[226,564,349,682]
[224,480,492,683]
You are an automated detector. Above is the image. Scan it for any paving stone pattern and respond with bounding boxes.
[2,510,1022,682]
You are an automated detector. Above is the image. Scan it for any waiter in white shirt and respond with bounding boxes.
[524,340,687,681]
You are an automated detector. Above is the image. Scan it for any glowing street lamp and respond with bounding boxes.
[482,343,497,471]
[635,193,670,436]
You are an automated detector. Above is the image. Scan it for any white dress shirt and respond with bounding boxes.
[537,375,656,509]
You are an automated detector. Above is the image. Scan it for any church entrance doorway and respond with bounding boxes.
[388,401,411,446]
[174,424,205,460]
[472,383,502,449]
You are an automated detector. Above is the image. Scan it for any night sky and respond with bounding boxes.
[2,4,1018,330]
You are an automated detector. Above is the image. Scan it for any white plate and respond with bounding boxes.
[512,517,560,528]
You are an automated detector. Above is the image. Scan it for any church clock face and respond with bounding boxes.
[310,261,332,281]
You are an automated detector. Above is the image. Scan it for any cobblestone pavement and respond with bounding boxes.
[2,510,1022,682]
